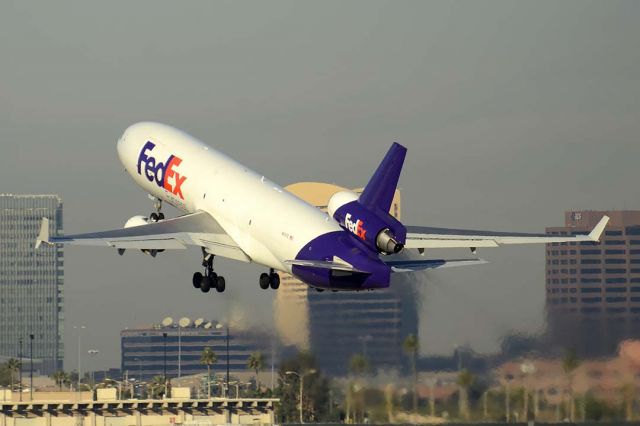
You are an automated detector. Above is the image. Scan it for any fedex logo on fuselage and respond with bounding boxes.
[345,213,367,240]
[137,141,187,199]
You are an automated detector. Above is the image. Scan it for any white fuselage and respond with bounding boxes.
[116,122,342,272]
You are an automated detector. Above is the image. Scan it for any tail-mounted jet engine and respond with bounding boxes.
[327,190,406,255]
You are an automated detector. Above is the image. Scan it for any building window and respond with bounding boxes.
[606,297,626,303]
[606,230,623,236]
[605,240,626,245]
[606,258,626,264]
[581,297,602,303]
[606,277,627,284]
[581,268,602,274]
[626,226,640,235]
[606,249,626,255]
[606,268,627,274]
[581,287,601,293]
[581,249,601,255]
[630,249,640,255]
[605,287,626,293]
[581,259,601,264]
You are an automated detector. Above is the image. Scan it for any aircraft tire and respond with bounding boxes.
[216,276,226,293]
[269,273,280,290]
[193,272,203,289]
[201,276,212,293]
[158,212,165,220]
[259,273,270,290]
[150,212,159,222]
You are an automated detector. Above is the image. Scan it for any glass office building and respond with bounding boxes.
[121,319,271,381]
[546,210,640,357]
[0,194,64,374]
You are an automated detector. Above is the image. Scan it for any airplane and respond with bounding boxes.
[36,122,610,293]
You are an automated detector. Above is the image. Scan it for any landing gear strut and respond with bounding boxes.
[149,197,165,223]
[193,248,226,293]
[259,269,280,290]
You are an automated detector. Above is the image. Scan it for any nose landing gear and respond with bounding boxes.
[193,249,226,293]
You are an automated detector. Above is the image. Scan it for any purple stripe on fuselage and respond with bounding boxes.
[291,231,391,291]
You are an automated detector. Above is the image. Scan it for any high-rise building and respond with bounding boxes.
[274,183,417,376]
[0,194,64,374]
[546,210,640,357]
[121,318,272,381]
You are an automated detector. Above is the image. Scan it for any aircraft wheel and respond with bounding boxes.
[201,276,212,293]
[216,276,226,293]
[158,212,165,220]
[269,273,280,290]
[150,212,159,222]
[259,273,270,290]
[193,272,203,289]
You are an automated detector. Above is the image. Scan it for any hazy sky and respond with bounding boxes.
[1,1,639,371]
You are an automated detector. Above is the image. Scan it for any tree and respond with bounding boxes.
[456,369,474,421]
[200,347,217,398]
[6,358,21,392]
[562,349,581,422]
[149,375,167,399]
[403,334,419,414]
[349,354,369,376]
[277,351,330,423]
[51,370,67,391]
[247,352,265,390]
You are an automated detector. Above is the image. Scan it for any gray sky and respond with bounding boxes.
[1,1,639,371]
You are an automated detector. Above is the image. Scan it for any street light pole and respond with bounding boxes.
[286,369,316,424]
[162,332,167,382]
[29,334,34,401]
[74,325,85,394]
[226,324,229,395]
[88,350,99,386]
[178,325,182,379]
[18,338,23,402]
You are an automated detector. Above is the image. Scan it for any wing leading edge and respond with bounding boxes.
[36,210,251,262]
[404,215,610,249]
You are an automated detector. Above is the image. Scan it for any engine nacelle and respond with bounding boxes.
[124,215,149,228]
[327,190,359,218]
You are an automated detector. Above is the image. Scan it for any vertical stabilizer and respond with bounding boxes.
[359,142,407,212]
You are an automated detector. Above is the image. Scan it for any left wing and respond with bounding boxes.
[404,215,609,249]
[36,210,251,262]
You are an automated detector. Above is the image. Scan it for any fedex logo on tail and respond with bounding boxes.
[345,213,367,240]
[137,141,187,199]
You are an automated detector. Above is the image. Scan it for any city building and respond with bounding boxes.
[0,194,64,374]
[121,318,273,382]
[546,210,640,357]
[274,182,418,376]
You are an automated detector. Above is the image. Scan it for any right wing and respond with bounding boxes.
[36,210,251,262]
[404,215,609,249]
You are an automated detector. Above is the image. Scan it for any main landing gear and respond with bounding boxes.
[193,249,226,293]
[259,269,280,290]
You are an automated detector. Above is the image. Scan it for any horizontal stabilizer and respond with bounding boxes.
[385,258,488,272]
[284,259,369,273]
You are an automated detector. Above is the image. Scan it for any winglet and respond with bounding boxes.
[589,215,610,242]
[35,217,51,249]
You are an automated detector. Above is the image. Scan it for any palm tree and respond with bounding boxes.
[402,334,419,414]
[6,358,21,392]
[456,369,474,421]
[51,370,67,391]
[247,352,265,391]
[349,354,369,422]
[200,347,217,398]
[149,375,166,399]
[622,383,635,421]
[562,349,580,422]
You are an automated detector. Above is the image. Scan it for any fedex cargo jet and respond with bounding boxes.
[36,122,609,293]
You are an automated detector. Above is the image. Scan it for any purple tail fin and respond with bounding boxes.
[359,142,407,212]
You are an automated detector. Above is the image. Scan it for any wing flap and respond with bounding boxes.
[405,215,610,249]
